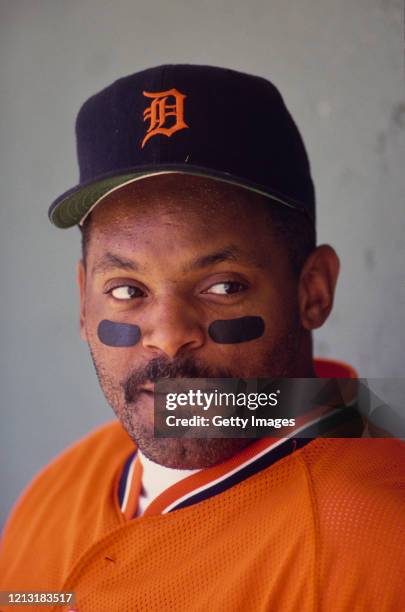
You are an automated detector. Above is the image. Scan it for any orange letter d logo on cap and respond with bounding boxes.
[141,88,189,148]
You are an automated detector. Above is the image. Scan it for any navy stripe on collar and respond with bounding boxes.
[118,405,360,515]
[118,451,136,507]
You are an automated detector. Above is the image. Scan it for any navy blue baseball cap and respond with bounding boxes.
[48,64,315,228]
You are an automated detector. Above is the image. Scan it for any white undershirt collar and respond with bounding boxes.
[137,449,201,516]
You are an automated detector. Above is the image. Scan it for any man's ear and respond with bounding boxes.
[298,245,340,330]
[77,260,87,341]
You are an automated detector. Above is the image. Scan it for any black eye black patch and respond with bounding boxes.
[97,320,141,347]
[208,316,265,344]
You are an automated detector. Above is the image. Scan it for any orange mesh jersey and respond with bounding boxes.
[1,359,405,611]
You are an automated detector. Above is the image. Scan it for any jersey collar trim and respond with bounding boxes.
[118,411,359,518]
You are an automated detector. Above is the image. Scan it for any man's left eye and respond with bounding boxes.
[203,281,246,295]
[110,286,144,300]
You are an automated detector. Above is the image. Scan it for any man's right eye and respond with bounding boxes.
[110,286,144,300]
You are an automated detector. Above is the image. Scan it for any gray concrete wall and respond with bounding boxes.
[1,0,404,528]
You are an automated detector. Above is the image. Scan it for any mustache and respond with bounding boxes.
[123,355,234,404]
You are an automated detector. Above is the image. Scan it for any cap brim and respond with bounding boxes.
[48,165,304,229]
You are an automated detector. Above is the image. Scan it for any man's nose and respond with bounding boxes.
[141,296,206,359]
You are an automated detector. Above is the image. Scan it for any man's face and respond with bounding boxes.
[78,175,316,468]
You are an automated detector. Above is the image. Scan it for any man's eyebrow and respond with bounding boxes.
[92,253,141,275]
[184,245,264,272]
[92,246,265,276]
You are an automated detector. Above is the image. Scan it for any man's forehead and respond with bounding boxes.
[84,174,283,272]
[90,173,271,229]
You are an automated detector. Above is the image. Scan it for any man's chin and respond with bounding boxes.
[118,392,252,468]
[125,429,252,470]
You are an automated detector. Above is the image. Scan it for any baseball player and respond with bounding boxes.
[1,65,404,611]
